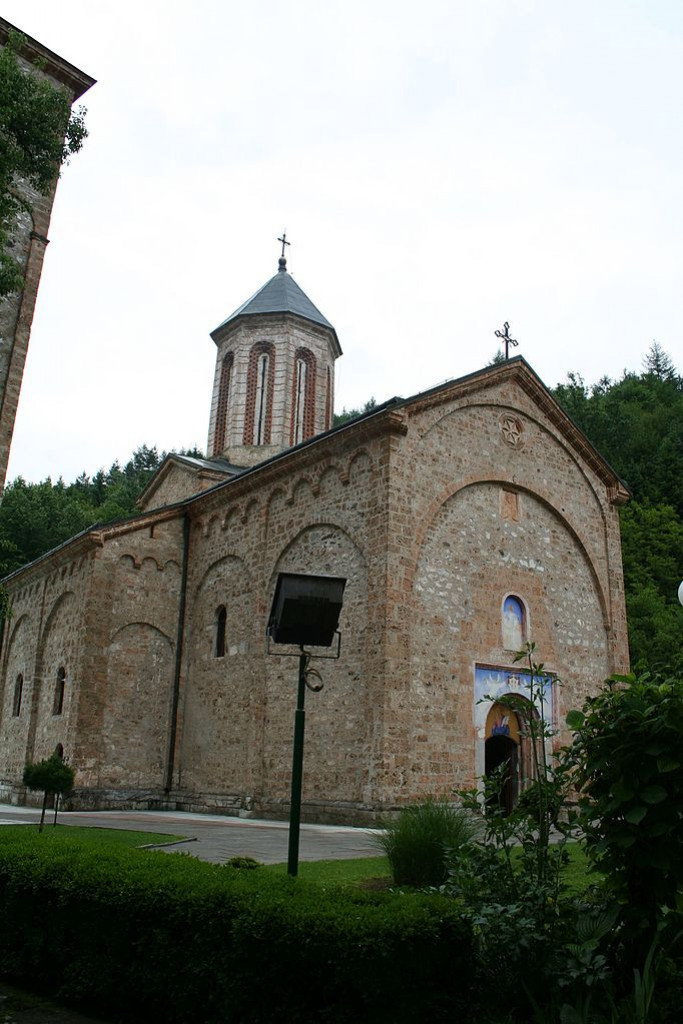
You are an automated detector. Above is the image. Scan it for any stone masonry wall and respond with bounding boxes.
[0,177,55,493]
[138,463,233,513]
[0,513,185,808]
[374,370,629,808]
[73,516,184,804]
[0,32,93,493]
[174,423,392,821]
[0,543,97,803]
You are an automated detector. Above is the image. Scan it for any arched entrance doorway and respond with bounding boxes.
[484,699,534,815]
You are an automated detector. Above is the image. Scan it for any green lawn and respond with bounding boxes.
[0,825,594,891]
[267,841,593,890]
[0,825,185,847]
[559,840,593,891]
[265,855,390,884]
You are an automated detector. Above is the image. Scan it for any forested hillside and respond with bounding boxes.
[0,445,200,576]
[553,344,683,669]
[0,345,680,668]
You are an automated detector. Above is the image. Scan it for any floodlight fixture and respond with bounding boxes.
[267,571,346,877]
[268,572,346,648]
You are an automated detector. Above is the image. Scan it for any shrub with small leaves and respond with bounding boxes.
[376,799,481,888]
[224,856,261,870]
[565,670,683,957]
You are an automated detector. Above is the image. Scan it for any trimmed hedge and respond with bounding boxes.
[0,830,475,1023]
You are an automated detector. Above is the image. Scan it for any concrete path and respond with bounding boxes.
[0,803,381,865]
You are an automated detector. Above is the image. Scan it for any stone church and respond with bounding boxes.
[0,255,630,822]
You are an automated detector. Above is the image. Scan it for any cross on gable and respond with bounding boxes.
[495,321,519,360]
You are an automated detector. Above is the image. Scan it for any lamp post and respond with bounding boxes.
[678,581,683,608]
[267,572,346,877]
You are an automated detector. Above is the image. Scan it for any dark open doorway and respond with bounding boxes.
[485,733,519,815]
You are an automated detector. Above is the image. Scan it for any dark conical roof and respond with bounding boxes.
[212,258,335,336]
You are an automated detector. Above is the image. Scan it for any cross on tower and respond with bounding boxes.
[495,321,519,360]
[278,232,291,260]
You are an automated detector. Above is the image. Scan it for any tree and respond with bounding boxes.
[0,445,166,571]
[553,350,683,670]
[333,397,377,426]
[0,31,87,296]
[643,341,676,381]
[23,752,75,831]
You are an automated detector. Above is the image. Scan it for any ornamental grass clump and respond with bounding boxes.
[376,799,480,888]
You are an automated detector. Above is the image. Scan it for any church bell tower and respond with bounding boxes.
[207,249,341,468]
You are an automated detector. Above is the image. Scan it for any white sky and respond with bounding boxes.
[3,0,683,484]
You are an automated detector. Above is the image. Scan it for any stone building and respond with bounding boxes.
[0,19,94,492]
[0,257,630,822]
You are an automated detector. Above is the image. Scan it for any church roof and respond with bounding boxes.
[212,259,339,348]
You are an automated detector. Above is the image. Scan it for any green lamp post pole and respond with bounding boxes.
[287,648,308,877]
[267,572,346,879]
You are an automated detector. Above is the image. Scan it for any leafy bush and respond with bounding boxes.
[0,829,475,1023]
[376,799,480,887]
[565,670,683,962]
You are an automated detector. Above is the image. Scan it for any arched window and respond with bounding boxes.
[215,606,227,658]
[244,343,275,445]
[53,666,66,716]
[290,347,316,445]
[502,595,526,651]
[213,352,233,455]
[55,743,64,760]
[12,674,23,717]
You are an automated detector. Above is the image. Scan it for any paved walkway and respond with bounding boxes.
[0,803,381,865]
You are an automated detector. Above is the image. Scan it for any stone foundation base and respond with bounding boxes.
[0,780,391,826]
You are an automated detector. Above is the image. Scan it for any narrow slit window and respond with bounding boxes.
[290,348,316,444]
[293,357,307,445]
[12,674,23,716]
[254,353,269,445]
[325,366,332,429]
[214,352,233,454]
[215,606,227,658]
[53,666,66,716]
[244,343,274,445]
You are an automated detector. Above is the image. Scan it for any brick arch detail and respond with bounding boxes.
[243,342,275,445]
[26,591,77,763]
[408,477,611,630]
[3,612,29,670]
[37,591,76,662]
[267,520,368,583]
[290,347,317,445]
[191,553,252,606]
[108,620,173,646]
[421,400,608,520]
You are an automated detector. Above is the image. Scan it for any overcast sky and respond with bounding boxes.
[3,0,682,483]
